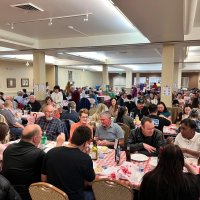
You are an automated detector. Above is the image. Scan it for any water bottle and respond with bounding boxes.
[138,162,144,173]
[41,131,47,149]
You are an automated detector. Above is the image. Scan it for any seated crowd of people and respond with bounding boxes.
[0,84,199,200]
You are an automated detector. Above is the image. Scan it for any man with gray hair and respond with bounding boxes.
[0,100,24,139]
[27,95,41,112]
[95,111,124,147]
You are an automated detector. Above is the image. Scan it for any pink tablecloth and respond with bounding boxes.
[94,150,153,188]
[163,124,178,136]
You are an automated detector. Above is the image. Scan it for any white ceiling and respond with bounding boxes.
[0,0,200,72]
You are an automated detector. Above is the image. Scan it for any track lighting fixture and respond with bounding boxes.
[7,12,92,30]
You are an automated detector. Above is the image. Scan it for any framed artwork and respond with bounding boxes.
[21,78,29,87]
[68,71,73,82]
[7,78,16,88]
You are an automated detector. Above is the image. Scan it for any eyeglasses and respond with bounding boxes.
[80,116,88,119]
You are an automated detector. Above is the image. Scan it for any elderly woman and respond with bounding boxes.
[140,144,200,200]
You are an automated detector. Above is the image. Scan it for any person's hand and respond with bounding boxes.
[97,140,109,146]
[167,137,174,144]
[83,145,91,155]
[143,143,156,153]
[159,114,165,118]
[56,133,65,147]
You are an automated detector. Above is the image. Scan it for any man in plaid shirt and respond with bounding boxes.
[36,105,65,140]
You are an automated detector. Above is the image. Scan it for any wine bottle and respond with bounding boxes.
[91,140,98,160]
[126,144,131,162]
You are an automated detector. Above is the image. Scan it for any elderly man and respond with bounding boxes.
[95,111,124,147]
[27,95,41,112]
[174,118,200,158]
[127,117,163,156]
[36,105,65,140]
[2,124,65,200]
[41,126,95,200]
[0,100,24,139]
[130,99,149,120]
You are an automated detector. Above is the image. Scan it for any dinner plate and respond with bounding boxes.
[131,153,148,162]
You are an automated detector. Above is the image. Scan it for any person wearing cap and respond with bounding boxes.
[130,98,149,120]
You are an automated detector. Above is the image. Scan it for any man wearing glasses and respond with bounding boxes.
[69,108,93,141]
[36,105,65,141]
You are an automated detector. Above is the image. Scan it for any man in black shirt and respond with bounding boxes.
[130,99,149,120]
[41,126,95,200]
[2,124,65,200]
[127,117,163,156]
[2,124,44,200]
[27,95,41,112]
[148,104,171,132]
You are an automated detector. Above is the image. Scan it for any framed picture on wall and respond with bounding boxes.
[7,78,16,88]
[21,78,29,87]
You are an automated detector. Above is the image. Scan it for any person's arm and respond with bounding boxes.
[184,162,198,175]
[14,122,24,129]
[127,129,144,152]
[181,148,200,158]
[8,185,22,200]
[97,138,124,146]
[56,133,65,147]
[41,174,47,182]
[83,157,96,183]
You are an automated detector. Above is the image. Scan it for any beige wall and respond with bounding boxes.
[46,65,55,90]
[182,72,199,89]
[58,67,103,89]
[0,60,33,96]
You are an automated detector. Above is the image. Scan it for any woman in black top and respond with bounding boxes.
[139,144,200,200]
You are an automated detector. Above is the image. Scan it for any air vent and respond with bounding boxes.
[10,3,44,12]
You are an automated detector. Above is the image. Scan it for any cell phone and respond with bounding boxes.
[130,112,134,119]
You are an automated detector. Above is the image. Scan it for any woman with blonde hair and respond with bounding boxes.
[91,103,108,124]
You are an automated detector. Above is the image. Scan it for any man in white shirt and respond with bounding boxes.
[174,118,200,158]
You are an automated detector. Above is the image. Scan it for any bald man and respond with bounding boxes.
[2,124,65,200]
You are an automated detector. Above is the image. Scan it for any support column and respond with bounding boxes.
[102,65,109,91]
[177,63,182,89]
[173,63,182,91]
[161,45,174,108]
[198,72,200,89]
[136,73,140,86]
[126,70,132,93]
[33,51,46,100]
